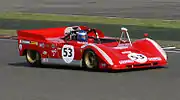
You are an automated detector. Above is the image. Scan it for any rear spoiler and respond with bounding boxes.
[17,30,47,41]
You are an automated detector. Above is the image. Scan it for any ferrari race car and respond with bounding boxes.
[17,26,168,70]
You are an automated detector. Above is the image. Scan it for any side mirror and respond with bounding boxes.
[144,33,149,38]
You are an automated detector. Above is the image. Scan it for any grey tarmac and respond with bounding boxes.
[1,0,180,19]
[1,0,180,100]
[0,39,180,100]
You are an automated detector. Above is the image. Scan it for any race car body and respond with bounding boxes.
[17,26,168,70]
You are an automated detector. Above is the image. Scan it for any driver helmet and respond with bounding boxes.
[77,30,88,42]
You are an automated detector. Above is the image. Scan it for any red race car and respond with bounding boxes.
[17,26,168,70]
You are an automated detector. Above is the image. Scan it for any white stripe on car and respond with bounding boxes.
[81,43,114,65]
[146,38,167,60]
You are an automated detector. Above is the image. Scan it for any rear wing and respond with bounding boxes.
[16,27,67,41]
[17,30,47,42]
[16,25,105,42]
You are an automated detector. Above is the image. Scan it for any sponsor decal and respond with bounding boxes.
[51,49,57,56]
[30,41,38,45]
[77,41,88,44]
[121,51,132,54]
[39,43,45,48]
[43,51,47,55]
[119,60,134,64]
[51,44,56,48]
[19,44,22,50]
[46,44,50,48]
[118,43,130,47]
[148,57,162,61]
[20,40,30,44]
[57,47,61,50]
[20,40,38,45]
[128,53,148,63]
[62,45,75,63]
[42,58,48,62]
[46,38,65,43]
[115,43,130,49]
[58,39,65,43]
[101,63,107,67]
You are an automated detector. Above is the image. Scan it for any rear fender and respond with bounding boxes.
[17,39,46,56]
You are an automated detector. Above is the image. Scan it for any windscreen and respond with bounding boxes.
[118,27,132,47]
[120,31,129,42]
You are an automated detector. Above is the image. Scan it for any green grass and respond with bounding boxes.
[0,12,180,48]
[1,12,180,28]
[0,29,17,36]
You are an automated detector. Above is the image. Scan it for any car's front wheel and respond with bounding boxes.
[82,49,99,69]
[26,50,41,67]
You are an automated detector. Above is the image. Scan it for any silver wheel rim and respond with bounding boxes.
[27,50,38,63]
[84,51,97,68]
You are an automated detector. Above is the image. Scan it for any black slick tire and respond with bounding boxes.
[25,50,41,67]
[82,49,99,70]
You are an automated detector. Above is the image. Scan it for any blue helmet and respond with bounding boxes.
[77,30,88,42]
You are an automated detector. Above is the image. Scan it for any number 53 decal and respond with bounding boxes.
[128,53,147,63]
[63,48,72,57]
[62,45,75,63]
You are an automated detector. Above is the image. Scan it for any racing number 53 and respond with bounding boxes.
[130,54,145,60]
[62,45,75,63]
[62,47,72,57]
[128,53,147,63]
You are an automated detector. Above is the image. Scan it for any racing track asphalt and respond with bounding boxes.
[0,39,180,100]
[1,0,180,19]
[1,0,180,100]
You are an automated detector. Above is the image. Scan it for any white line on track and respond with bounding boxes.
[165,50,180,53]
[0,39,17,41]
[162,47,176,50]
[174,49,180,51]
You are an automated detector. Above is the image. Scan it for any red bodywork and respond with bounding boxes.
[17,26,168,70]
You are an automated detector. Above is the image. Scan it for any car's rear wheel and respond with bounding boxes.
[26,50,41,67]
[82,50,99,69]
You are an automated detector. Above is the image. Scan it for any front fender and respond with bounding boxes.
[133,38,167,61]
[81,43,115,66]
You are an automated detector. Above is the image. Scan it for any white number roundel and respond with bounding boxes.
[62,45,75,63]
[128,53,147,63]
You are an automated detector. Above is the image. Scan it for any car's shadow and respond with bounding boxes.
[8,62,168,73]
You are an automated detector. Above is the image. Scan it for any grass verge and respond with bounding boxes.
[0,29,17,36]
[1,12,180,28]
[0,12,180,48]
